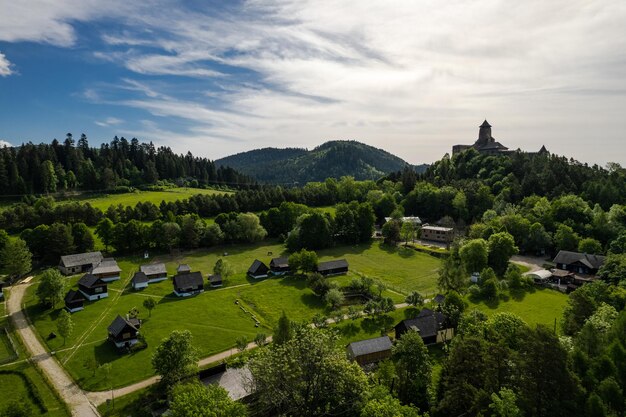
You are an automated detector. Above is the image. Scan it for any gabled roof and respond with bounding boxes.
[422,225,453,232]
[173,272,203,289]
[140,263,167,276]
[552,250,606,269]
[108,315,137,337]
[248,259,269,275]
[64,289,85,303]
[177,264,191,273]
[397,309,447,339]
[317,259,349,272]
[270,257,289,268]
[92,258,121,275]
[60,251,103,268]
[208,274,222,284]
[480,120,492,128]
[348,336,392,357]
[78,274,105,289]
[132,272,149,284]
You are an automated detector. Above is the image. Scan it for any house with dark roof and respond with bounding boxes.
[173,272,204,297]
[108,315,140,349]
[140,263,168,283]
[395,309,454,345]
[552,250,606,275]
[177,264,191,274]
[346,336,392,366]
[248,260,270,279]
[269,257,290,275]
[316,259,349,276]
[59,251,103,275]
[132,272,149,290]
[78,274,108,301]
[208,274,223,287]
[91,258,122,282]
[64,290,86,313]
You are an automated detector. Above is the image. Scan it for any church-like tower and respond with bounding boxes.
[476,120,493,145]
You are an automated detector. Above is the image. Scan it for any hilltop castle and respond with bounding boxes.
[452,120,548,156]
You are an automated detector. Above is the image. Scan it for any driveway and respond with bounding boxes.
[511,254,549,273]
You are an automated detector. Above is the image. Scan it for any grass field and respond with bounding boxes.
[25,240,441,390]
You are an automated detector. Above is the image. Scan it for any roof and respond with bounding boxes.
[64,289,85,303]
[433,294,445,304]
[209,274,222,283]
[348,336,392,357]
[132,272,149,284]
[60,251,103,268]
[248,259,269,275]
[92,259,122,275]
[108,315,137,337]
[397,309,447,339]
[477,141,508,151]
[78,274,105,289]
[270,257,289,268]
[552,250,606,269]
[527,269,552,280]
[552,269,573,278]
[317,259,349,272]
[480,120,492,128]
[173,272,203,289]
[177,264,191,273]
[140,263,167,275]
[422,225,453,232]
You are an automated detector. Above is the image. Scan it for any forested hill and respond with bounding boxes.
[215,140,427,184]
[0,134,253,195]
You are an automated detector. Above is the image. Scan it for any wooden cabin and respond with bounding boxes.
[316,259,349,276]
[77,274,108,301]
[347,336,392,366]
[173,272,204,297]
[108,315,140,349]
[269,257,290,275]
[58,252,103,276]
[248,260,270,279]
[64,290,86,313]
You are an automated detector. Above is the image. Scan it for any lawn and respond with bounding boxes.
[467,288,569,332]
[25,240,440,390]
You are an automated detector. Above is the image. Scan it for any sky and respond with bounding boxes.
[1,0,625,166]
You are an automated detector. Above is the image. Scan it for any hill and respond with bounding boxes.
[215,140,426,184]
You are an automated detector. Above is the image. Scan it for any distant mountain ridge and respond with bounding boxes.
[215,140,427,184]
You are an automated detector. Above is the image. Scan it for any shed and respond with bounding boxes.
[59,251,103,275]
[173,272,204,297]
[64,290,86,313]
[269,257,290,275]
[208,274,223,287]
[347,336,393,366]
[91,258,122,282]
[108,315,140,349]
[395,309,454,345]
[316,259,349,276]
[527,269,552,283]
[78,274,108,301]
[132,272,149,290]
[140,263,168,282]
[248,260,270,279]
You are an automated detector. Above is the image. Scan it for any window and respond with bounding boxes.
[95,287,103,293]
[122,332,131,339]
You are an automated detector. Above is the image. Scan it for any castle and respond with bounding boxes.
[452,120,548,156]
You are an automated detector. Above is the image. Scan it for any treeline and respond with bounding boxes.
[0,134,253,195]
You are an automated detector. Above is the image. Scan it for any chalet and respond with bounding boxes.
[78,274,108,301]
[421,225,454,243]
[132,272,149,290]
[59,251,103,275]
[395,309,454,345]
[248,260,270,279]
[208,274,223,287]
[64,290,86,313]
[269,257,290,275]
[173,272,204,297]
[316,259,349,277]
[347,336,392,366]
[177,264,192,274]
[91,258,122,282]
[140,263,168,283]
[108,315,140,349]
[552,250,606,275]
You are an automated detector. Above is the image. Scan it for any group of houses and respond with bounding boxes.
[247,257,349,279]
[381,216,455,244]
[347,299,453,367]
[526,250,607,293]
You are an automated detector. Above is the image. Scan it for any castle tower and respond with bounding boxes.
[476,120,493,145]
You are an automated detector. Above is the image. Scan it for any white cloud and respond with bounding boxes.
[0,52,13,77]
[0,140,12,147]
[95,117,123,127]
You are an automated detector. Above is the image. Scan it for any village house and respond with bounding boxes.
[395,309,454,345]
[552,250,606,275]
[248,260,270,279]
[108,315,141,349]
[77,274,108,301]
[346,336,393,367]
[269,257,290,275]
[420,225,454,243]
[64,289,86,313]
[208,274,223,287]
[316,259,349,276]
[131,272,149,290]
[91,258,122,282]
[58,251,103,275]
[140,263,168,282]
[173,271,204,297]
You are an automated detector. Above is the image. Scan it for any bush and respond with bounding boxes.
[468,284,481,297]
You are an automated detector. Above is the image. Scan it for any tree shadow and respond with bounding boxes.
[337,322,360,338]
[403,307,420,319]
[361,315,395,335]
